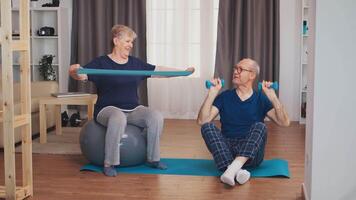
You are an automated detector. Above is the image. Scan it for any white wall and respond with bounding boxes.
[58,0,73,92]
[279,0,301,121]
[305,0,356,199]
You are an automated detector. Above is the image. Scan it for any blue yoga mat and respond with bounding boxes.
[80,158,290,178]
[78,68,193,77]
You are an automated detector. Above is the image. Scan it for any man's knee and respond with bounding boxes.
[201,122,215,127]
[253,122,266,129]
[251,122,267,137]
[201,122,220,141]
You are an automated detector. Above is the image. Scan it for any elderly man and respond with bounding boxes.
[197,58,290,186]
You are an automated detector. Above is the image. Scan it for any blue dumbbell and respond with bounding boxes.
[205,79,225,89]
[258,82,279,91]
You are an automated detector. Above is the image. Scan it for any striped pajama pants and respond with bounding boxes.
[201,122,267,172]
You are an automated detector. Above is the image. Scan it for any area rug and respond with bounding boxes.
[15,127,81,155]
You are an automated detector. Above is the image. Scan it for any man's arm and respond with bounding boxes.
[266,97,290,127]
[151,66,195,78]
[262,81,290,127]
[197,79,222,125]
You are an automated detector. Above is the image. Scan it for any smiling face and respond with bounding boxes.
[113,34,134,59]
[232,59,257,87]
[111,25,137,59]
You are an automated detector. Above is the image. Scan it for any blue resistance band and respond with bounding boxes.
[77,68,192,77]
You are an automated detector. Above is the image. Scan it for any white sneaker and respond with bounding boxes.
[235,169,250,185]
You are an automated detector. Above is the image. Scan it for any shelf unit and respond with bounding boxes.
[1,1,33,199]
[11,7,69,92]
[300,0,309,124]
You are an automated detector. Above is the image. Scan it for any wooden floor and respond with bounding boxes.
[0,119,305,200]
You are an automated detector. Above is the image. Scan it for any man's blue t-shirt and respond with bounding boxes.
[83,55,155,118]
[213,89,273,139]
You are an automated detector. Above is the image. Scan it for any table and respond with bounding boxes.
[39,94,97,143]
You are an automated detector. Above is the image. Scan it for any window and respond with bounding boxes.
[147,0,219,78]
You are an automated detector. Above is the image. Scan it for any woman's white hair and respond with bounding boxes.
[111,24,137,40]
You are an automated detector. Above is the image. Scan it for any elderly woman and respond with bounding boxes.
[69,24,194,177]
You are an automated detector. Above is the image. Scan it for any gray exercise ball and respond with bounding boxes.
[79,120,147,167]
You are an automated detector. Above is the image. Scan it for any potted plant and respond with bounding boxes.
[39,55,56,81]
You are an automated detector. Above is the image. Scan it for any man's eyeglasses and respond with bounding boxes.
[233,66,254,74]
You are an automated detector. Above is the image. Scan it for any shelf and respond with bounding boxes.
[13,63,59,66]
[31,7,60,11]
[300,0,309,124]
[32,64,59,67]
[12,7,60,11]
[13,36,59,39]
[32,64,59,66]
[32,36,59,39]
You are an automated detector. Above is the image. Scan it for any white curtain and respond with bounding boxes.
[146,0,219,119]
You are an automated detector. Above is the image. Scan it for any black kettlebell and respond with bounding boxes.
[61,111,69,127]
[70,111,82,127]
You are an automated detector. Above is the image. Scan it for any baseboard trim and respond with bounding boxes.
[302,183,309,200]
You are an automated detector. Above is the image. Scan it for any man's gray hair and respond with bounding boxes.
[251,59,260,76]
[239,58,260,76]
